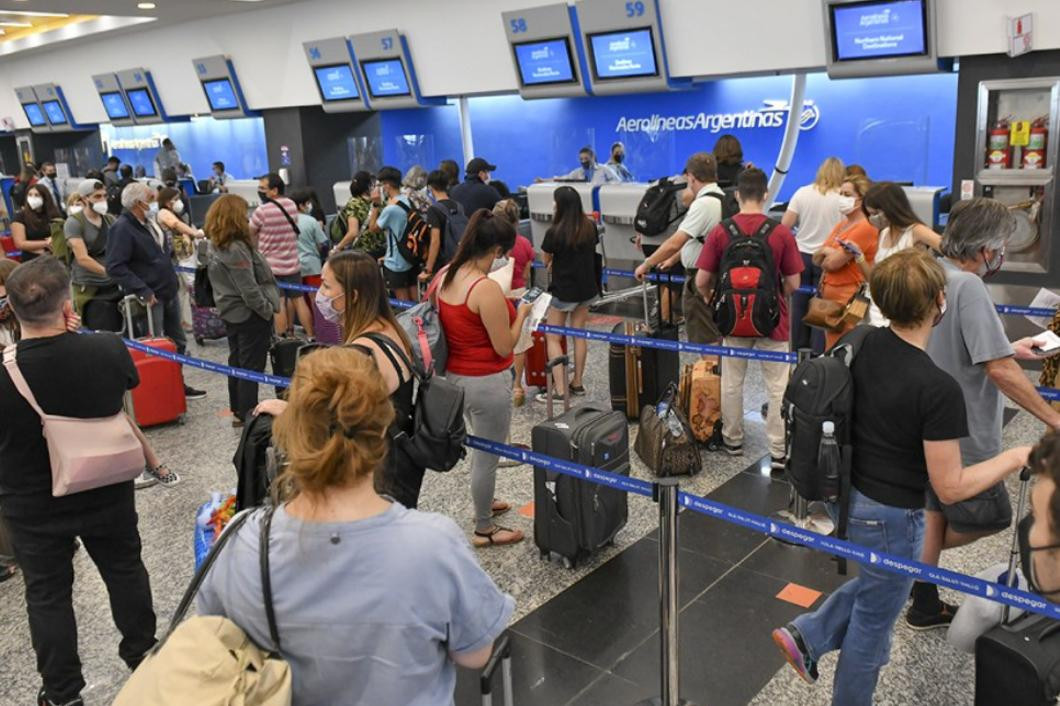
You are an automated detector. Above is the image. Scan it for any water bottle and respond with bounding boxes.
[818,421,842,503]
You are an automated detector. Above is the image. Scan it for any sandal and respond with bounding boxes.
[491,499,512,517]
[472,525,525,548]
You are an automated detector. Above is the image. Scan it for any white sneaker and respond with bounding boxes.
[134,470,158,490]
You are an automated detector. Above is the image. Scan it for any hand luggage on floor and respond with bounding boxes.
[189,285,227,345]
[685,357,723,446]
[608,280,680,420]
[233,413,279,511]
[269,336,305,394]
[122,295,187,427]
[523,330,567,390]
[1,234,19,261]
[480,633,513,706]
[533,355,629,568]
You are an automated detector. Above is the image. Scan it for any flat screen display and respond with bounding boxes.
[830,0,927,61]
[513,37,577,86]
[588,28,658,81]
[101,91,130,119]
[127,88,158,118]
[203,78,239,111]
[360,58,411,98]
[22,103,46,127]
[313,64,360,102]
[42,100,67,125]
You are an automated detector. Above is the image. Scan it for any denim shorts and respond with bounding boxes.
[550,296,597,313]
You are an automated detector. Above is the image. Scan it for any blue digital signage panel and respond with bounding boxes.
[831,0,927,61]
[127,88,158,118]
[314,64,359,101]
[22,103,45,127]
[203,78,239,111]
[588,28,658,81]
[513,38,576,87]
[361,58,411,98]
[42,100,67,125]
[101,91,130,120]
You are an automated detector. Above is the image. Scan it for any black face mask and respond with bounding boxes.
[613,153,624,164]
[1018,514,1060,595]
[580,160,593,170]
[257,190,269,203]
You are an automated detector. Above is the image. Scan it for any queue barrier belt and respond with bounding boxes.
[116,334,1060,623]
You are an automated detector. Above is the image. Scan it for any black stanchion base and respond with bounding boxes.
[634,697,697,705]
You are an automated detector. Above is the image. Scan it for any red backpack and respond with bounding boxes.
[711,218,782,338]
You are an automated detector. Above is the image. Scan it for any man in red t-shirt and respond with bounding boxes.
[695,168,803,469]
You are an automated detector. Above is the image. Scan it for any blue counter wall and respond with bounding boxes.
[380,70,958,201]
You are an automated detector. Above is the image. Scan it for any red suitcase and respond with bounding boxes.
[524,330,567,390]
[1,235,20,261]
[123,296,187,427]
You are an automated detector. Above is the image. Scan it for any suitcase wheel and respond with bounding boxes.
[177,414,187,425]
[195,337,205,346]
[563,556,575,570]
[539,551,548,561]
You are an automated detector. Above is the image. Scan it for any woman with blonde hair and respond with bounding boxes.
[198,348,513,705]
[783,156,848,353]
[203,194,279,426]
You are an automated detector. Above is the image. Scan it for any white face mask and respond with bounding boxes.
[26,196,43,211]
[868,212,887,229]
[92,200,109,216]
[837,195,857,215]
[172,199,184,215]
[68,204,84,216]
[148,201,159,215]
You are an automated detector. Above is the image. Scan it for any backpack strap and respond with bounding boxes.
[259,505,281,653]
[262,196,300,238]
[351,331,421,383]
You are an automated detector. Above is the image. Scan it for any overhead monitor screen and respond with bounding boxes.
[513,37,577,86]
[830,0,927,61]
[22,103,45,127]
[313,63,360,102]
[101,91,130,120]
[588,27,658,81]
[360,58,411,98]
[127,88,158,118]
[203,78,239,111]
[42,100,67,125]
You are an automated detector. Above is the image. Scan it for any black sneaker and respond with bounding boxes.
[721,442,743,456]
[183,385,207,400]
[772,624,818,684]
[38,687,84,706]
[770,456,787,471]
[905,601,958,630]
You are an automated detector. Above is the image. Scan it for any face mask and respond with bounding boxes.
[314,289,342,325]
[837,195,857,215]
[980,248,1005,278]
[580,160,593,170]
[868,212,888,229]
[257,190,269,203]
[92,200,109,216]
[26,196,43,211]
[45,172,56,179]
[613,153,624,164]
[172,199,185,215]
[68,204,84,216]
[932,298,947,327]
[1018,514,1060,595]
[148,201,159,215]
[214,169,223,177]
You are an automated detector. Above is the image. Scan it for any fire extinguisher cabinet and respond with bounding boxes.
[973,76,1060,274]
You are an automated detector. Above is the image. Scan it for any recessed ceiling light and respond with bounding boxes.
[138,2,157,8]
[0,21,31,27]
[0,10,70,17]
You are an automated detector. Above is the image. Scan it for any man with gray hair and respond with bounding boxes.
[907,197,1060,628]
[106,181,205,399]
[0,256,157,706]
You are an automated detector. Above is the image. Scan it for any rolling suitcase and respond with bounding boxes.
[480,633,513,706]
[523,330,566,390]
[609,280,681,419]
[189,286,227,345]
[270,337,305,395]
[122,295,187,427]
[974,468,1060,705]
[685,356,723,447]
[533,355,629,568]
[1,235,19,261]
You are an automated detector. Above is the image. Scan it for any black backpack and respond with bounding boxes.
[711,218,782,338]
[634,177,688,237]
[232,413,280,511]
[107,181,126,216]
[435,200,469,267]
[704,187,740,225]
[782,326,872,573]
[392,200,432,266]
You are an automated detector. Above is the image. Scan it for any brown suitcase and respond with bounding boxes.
[687,357,722,444]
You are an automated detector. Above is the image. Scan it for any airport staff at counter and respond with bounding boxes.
[209,161,233,194]
[450,158,503,216]
[153,138,182,180]
[607,141,635,182]
[546,146,620,185]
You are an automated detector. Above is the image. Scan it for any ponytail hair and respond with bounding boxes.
[443,208,516,287]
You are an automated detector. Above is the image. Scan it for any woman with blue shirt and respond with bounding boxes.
[372,166,419,302]
[197,346,513,705]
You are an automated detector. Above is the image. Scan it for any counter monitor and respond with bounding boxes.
[587,27,658,81]
[360,58,411,98]
[22,103,46,127]
[42,100,67,125]
[830,0,927,62]
[513,37,577,87]
[203,78,239,111]
[313,63,360,102]
[127,88,158,118]
[100,91,130,120]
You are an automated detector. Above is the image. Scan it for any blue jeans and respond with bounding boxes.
[790,252,824,354]
[149,293,187,355]
[791,488,925,706]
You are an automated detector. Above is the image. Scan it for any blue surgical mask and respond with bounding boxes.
[314,289,341,324]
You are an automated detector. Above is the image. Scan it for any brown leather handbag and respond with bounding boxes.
[803,296,846,331]
[634,384,702,478]
[842,284,871,328]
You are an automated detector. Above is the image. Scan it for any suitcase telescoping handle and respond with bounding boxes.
[122,294,156,339]
[1001,466,1033,624]
[544,354,571,420]
[480,633,513,706]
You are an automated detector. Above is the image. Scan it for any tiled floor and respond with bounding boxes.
[0,314,1050,705]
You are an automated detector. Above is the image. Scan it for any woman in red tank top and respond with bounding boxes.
[438,210,532,548]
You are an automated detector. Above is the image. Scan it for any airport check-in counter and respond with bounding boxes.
[597,182,652,291]
[527,181,596,287]
[903,185,947,228]
[225,180,264,211]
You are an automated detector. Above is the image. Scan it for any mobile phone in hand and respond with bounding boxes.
[521,287,543,304]
[838,239,859,254]
[1032,330,1060,355]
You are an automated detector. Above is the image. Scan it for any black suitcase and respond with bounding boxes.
[269,337,306,395]
[609,280,680,419]
[534,355,629,568]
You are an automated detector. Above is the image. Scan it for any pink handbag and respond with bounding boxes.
[3,347,145,496]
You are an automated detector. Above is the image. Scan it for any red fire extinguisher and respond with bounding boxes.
[1024,117,1048,170]
[987,118,1011,169]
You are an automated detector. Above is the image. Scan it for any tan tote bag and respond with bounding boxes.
[3,346,144,496]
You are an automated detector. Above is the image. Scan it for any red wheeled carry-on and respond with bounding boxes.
[122,295,187,427]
